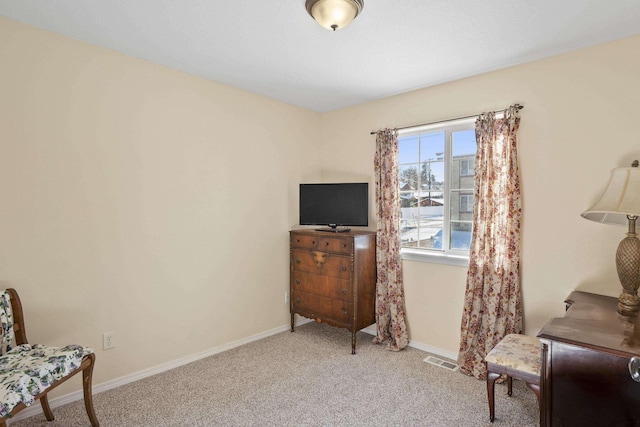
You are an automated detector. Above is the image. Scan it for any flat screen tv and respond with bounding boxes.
[299,183,368,232]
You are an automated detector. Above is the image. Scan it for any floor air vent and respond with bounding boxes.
[424,355,458,371]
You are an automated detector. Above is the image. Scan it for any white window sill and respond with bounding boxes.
[400,248,469,267]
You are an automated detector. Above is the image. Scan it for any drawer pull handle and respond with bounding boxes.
[342,244,347,248]
[295,258,301,264]
[311,240,316,245]
[341,288,347,294]
[341,265,347,271]
[295,298,301,304]
[324,242,329,246]
[341,308,347,315]
[295,279,301,285]
[630,357,640,382]
[312,251,327,267]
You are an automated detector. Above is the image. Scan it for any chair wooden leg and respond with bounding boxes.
[487,371,500,422]
[526,381,542,418]
[40,394,55,421]
[82,354,100,427]
[507,375,513,396]
[526,382,541,402]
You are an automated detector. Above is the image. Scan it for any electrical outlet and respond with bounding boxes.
[103,331,116,350]
[285,291,290,304]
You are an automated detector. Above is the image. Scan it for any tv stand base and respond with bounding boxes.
[315,228,351,233]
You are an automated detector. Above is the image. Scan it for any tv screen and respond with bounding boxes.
[299,183,368,231]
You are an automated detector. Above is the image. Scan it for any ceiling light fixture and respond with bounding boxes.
[305,0,364,31]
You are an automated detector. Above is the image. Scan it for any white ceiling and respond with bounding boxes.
[1,0,639,112]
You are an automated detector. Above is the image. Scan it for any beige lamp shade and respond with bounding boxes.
[581,163,640,226]
[305,0,364,31]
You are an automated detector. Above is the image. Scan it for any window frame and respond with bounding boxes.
[398,117,476,266]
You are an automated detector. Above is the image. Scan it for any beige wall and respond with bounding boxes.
[2,14,640,398]
[0,17,321,395]
[322,34,640,355]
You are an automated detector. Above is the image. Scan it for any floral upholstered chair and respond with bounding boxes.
[0,288,99,426]
[485,333,541,423]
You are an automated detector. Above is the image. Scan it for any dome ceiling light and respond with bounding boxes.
[305,0,364,31]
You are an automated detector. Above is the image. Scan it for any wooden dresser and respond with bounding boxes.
[289,229,376,354]
[537,291,640,426]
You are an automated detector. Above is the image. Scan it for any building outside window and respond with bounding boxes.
[398,118,476,259]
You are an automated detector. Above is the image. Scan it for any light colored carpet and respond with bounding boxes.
[11,322,538,426]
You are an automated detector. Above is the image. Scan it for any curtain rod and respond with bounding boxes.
[369,103,524,135]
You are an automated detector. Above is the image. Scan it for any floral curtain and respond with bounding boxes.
[373,128,409,351]
[457,105,523,379]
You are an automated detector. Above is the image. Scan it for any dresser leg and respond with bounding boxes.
[352,332,356,354]
[291,313,295,332]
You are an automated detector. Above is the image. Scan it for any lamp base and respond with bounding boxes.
[616,230,640,316]
[618,293,640,316]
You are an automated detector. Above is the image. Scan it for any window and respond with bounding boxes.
[459,194,474,213]
[460,159,474,176]
[398,118,476,262]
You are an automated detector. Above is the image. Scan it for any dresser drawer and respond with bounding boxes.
[318,237,352,254]
[291,271,352,301]
[290,234,319,249]
[293,292,352,324]
[291,249,351,280]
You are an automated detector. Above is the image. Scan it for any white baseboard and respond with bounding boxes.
[407,339,458,361]
[8,319,454,423]
[362,325,458,361]
[8,321,297,424]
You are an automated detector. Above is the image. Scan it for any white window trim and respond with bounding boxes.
[401,247,469,267]
[398,117,475,265]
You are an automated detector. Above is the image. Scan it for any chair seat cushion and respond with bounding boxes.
[0,343,94,418]
[485,334,541,376]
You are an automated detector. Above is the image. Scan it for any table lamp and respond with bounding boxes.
[581,160,640,315]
